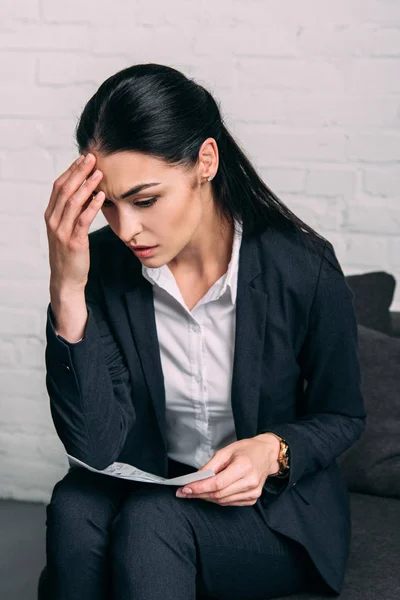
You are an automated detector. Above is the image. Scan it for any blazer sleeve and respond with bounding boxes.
[45,241,136,471]
[261,240,367,495]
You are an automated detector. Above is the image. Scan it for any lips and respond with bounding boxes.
[129,245,156,250]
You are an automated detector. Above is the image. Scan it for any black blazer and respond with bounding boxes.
[45,222,366,595]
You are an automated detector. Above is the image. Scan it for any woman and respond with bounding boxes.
[42,63,366,600]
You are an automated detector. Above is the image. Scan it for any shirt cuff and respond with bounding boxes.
[48,303,86,345]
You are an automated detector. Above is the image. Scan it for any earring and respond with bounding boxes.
[207,176,213,181]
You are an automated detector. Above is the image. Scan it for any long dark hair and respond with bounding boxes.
[75,63,327,250]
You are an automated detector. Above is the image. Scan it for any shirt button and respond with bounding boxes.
[191,324,200,333]
[62,364,71,371]
[195,374,201,383]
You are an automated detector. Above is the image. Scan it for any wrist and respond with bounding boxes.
[254,433,281,473]
[50,281,86,301]
[256,432,290,477]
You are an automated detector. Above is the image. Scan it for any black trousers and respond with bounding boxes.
[43,458,323,599]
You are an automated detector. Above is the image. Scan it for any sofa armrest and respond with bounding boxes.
[390,311,400,337]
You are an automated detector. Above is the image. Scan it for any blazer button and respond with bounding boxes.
[293,482,297,486]
[62,364,71,371]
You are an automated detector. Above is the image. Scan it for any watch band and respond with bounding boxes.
[267,433,290,477]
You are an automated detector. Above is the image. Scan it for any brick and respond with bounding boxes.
[234,1,400,25]
[2,149,54,183]
[345,234,389,266]
[0,308,41,336]
[347,133,400,162]
[389,238,400,266]
[0,120,38,149]
[38,54,129,85]
[0,0,40,21]
[0,23,91,51]
[1,369,45,397]
[344,59,400,94]
[0,281,48,310]
[36,119,78,150]
[0,431,65,475]
[0,396,53,432]
[167,0,237,27]
[347,206,400,234]
[41,0,110,23]
[0,53,36,83]
[225,90,287,123]
[298,24,400,58]
[81,25,194,56]
[194,25,298,57]
[262,167,306,193]
[306,169,355,198]
[237,58,344,92]
[318,198,347,231]
[15,338,45,368]
[0,216,41,247]
[0,84,96,118]
[0,456,64,503]
[184,58,237,91]
[0,254,48,280]
[239,126,347,162]
[363,167,400,197]
[280,94,400,127]
[0,340,17,366]
[285,196,347,231]
[0,182,53,215]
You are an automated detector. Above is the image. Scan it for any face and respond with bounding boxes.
[89,148,216,267]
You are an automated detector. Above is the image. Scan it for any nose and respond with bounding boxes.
[114,215,143,245]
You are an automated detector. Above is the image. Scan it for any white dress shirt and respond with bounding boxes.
[141,219,243,469]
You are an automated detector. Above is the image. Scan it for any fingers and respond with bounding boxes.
[58,164,104,237]
[59,154,86,187]
[177,476,253,500]
[73,188,105,240]
[175,466,260,505]
[199,487,260,506]
[45,154,85,221]
[46,153,104,238]
[50,153,98,224]
[179,491,258,506]
[215,489,260,505]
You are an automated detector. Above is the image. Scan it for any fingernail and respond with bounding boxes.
[84,153,93,164]
[183,487,192,494]
[176,490,184,497]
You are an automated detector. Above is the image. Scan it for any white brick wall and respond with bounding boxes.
[1,0,399,502]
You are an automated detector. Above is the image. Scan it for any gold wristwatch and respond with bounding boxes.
[268,433,290,478]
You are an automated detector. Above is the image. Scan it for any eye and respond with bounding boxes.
[100,196,159,208]
[135,196,158,208]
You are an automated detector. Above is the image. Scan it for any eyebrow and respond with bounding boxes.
[93,181,161,200]
[120,182,161,199]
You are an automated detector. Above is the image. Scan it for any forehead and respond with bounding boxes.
[88,150,167,178]
[87,150,180,198]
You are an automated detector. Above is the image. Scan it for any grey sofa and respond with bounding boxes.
[32,271,400,599]
[273,271,400,599]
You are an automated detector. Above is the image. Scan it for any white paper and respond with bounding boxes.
[59,450,215,485]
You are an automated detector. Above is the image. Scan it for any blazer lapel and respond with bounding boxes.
[99,226,268,455]
[230,230,268,442]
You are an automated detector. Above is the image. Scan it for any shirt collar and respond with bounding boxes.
[221,218,242,305]
[142,218,243,306]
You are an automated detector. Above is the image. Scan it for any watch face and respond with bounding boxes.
[281,442,289,470]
